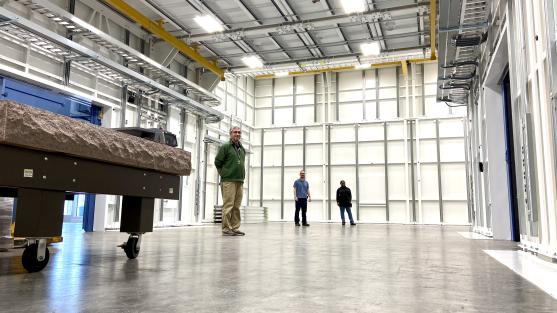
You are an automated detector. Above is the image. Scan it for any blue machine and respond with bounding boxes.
[0,75,101,232]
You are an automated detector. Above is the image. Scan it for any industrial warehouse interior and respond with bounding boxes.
[0,0,557,312]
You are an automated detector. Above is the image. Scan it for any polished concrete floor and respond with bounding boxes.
[0,223,556,313]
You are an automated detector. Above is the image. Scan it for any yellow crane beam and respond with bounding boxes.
[103,0,225,80]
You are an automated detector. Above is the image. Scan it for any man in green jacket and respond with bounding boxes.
[215,126,246,236]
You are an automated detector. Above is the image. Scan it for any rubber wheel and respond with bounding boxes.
[22,243,50,273]
[124,236,140,259]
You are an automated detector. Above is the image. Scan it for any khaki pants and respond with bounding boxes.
[221,181,243,231]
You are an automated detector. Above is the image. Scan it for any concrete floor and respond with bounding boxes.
[0,223,556,313]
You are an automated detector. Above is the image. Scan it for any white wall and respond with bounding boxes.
[251,65,469,224]
[469,0,557,257]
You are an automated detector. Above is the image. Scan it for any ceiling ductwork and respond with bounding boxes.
[437,0,489,105]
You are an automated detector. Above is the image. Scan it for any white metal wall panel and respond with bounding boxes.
[284,146,304,166]
[420,164,440,200]
[263,146,282,167]
[359,124,384,140]
[389,202,408,223]
[359,165,386,202]
[306,144,323,165]
[379,100,398,119]
[275,95,293,107]
[274,107,293,126]
[249,168,260,202]
[331,143,356,164]
[264,129,282,144]
[331,126,355,142]
[388,165,407,200]
[359,142,385,164]
[255,109,271,127]
[440,139,466,162]
[263,168,281,199]
[441,164,467,200]
[421,202,440,224]
[284,128,303,144]
[275,77,293,95]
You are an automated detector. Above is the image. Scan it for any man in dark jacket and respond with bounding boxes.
[215,126,246,236]
[336,180,356,226]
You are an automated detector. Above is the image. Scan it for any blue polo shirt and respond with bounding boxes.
[293,179,309,198]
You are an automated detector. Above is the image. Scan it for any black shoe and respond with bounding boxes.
[295,223,301,226]
[350,222,356,226]
[302,223,310,227]
[233,229,245,236]
[342,222,346,226]
[222,230,238,236]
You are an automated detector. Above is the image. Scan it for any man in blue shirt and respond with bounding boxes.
[293,170,311,226]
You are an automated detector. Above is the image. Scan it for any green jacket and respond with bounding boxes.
[214,140,246,182]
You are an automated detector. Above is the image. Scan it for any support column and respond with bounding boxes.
[177,109,187,222]
[194,116,205,223]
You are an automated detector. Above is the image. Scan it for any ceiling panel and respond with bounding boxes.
[140,0,431,72]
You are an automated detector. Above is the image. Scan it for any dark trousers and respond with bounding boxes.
[340,206,354,223]
[294,198,308,224]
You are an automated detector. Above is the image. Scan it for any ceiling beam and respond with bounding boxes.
[216,31,427,58]
[228,45,430,69]
[139,0,232,67]
[233,0,294,61]
[187,2,430,42]
[184,0,266,65]
[269,0,319,58]
[103,0,225,79]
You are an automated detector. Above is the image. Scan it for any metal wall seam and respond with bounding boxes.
[409,120,417,222]
[416,119,422,223]
[436,119,444,223]
[376,69,380,119]
[403,119,410,221]
[396,67,400,118]
[384,121,390,221]
[362,70,366,120]
[355,124,360,220]
[259,129,264,207]
[271,78,275,125]
[293,76,297,123]
[327,124,332,220]
[280,128,285,220]
[335,72,340,121]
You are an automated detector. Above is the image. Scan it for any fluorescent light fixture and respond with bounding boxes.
[275,71,289,77]
[242,56,263,69]
[341,0,366,14]
[355,63,371,69]
[194,15,224,33]
[361,41,381,56]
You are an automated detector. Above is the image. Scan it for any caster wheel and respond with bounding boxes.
[22,243,50,272]
[124,236,140,259]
